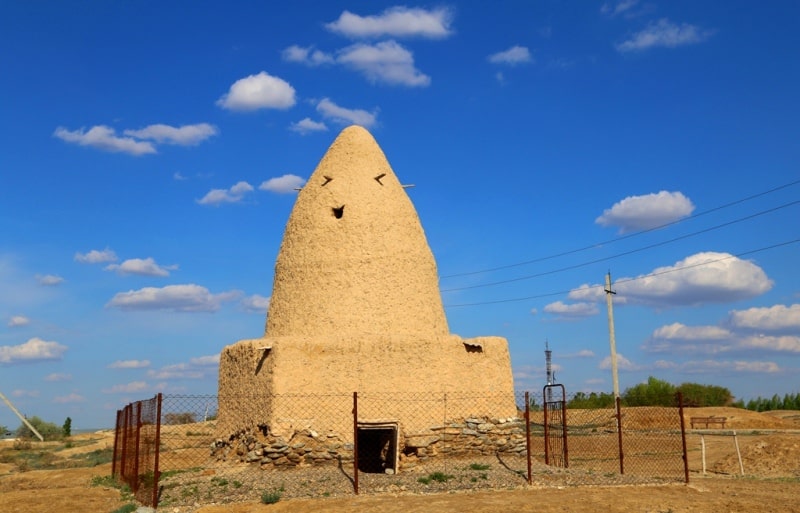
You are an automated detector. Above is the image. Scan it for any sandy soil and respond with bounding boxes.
[195,479,800,513]
[0,410,798,513]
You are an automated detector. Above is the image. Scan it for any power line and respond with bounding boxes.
[442,199,800,292]
[441,178,800,279]
[443,238,800,308]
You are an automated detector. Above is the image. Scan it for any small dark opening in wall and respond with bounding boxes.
[357,426,397,473]
[332,205,345,219]
[463,342,483,353]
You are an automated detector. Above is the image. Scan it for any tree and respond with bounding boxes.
[677,382,732,407]
[16,416,62,440]
[623,377,675,406]
[62,417,72,438]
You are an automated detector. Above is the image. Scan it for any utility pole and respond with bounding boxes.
[605,272,620,399]
[0,390,44,441]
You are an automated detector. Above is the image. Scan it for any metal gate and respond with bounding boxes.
[543,384,568,467]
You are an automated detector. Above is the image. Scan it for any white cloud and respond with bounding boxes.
[147,363,204,380]
[259,175,305,194]
[644,322,733,354]
[44,373,72,382]
[289,118,328,135]
[595,190,695,233]
[598,353,640,371]
[738,334,800,353]
[106,284,239,312]
[173,171,188,181]
[105,257,177,277]
[123,123,218,146]
[316,98,378,127]
[216,71,296,111]
[325,6,454,39]
[651,322,731,341]
[569,252,772,307]
[337,40,430,87]
[281,45,335,66]
[488,45,532,65]
[54,393,85,404]
[241,294,270,313]
[0,337,67,364]
[601,0,639,17]
[728,304,800,332]
[197,181,255,206]
[75,248,118,264]
[103,381,149,394]
[8,315,30,327]
[679,359,780,374]
[189,354,220,366]
[543,301,599,318]
[11,389,39,398]
[617,18,714,53]
[36,274,64,286]
[564,349,596,358]
[54,125,157,155]
[108,359,151,369]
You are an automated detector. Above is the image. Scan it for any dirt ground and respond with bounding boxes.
[0,409,798,513]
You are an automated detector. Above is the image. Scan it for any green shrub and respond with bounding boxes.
[418,471,454,484]
[110,504,137,513]
[15,416,63,440]
[261,487,283,504]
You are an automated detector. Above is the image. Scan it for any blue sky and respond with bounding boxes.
[1,1,798,430]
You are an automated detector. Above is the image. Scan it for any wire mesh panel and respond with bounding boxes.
[155,393,356,508]
[353,391,530,496]
[617,394,688,482]
[112,394,161,507]
[112,390,688,508]
[543,384,567,468]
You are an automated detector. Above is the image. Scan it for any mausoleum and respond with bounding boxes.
[216,126,516,469]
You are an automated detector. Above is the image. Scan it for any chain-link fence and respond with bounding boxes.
[113,390,688,509]
[112,393,162,507]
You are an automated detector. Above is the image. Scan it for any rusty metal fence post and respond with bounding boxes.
[112,409,121,478]
[152,392,163,508]
[133,402,142,493]
[616,396,624,475]
[677,391,689,483]
[525,391,532,484]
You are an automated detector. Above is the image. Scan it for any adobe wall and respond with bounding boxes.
[217,333,518,438]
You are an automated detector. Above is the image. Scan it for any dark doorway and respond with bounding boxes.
[357,423,398,474]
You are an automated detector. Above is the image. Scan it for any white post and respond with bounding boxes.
[733,431,744,475]
[0,390,44,442]
[701,434,706,475]
[605,272,620,399]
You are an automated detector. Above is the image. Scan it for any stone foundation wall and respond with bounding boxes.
[211,415,526,470]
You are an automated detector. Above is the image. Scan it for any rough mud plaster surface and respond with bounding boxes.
[218,335,517,434]
[266,126,448,338]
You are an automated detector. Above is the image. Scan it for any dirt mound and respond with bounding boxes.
[709,433,800,477]
[762,410,800,426]
[684,407,798,430]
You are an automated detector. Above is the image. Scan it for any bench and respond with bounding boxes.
[690,416,727,429]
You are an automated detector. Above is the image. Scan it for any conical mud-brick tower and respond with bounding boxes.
[266,125,448,339]
[217,126,516,460]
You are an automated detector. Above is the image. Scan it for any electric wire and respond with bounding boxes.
[444,238,799,307]
[441,178,800,279]
[442,199,800,292]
